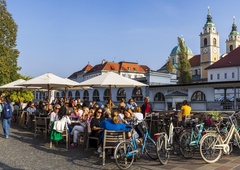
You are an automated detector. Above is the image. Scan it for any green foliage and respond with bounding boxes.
[10,91,34,103]
[207,111,221,120]
[177,37,192,84]
[166,56,174,73]
[0,1,21,86]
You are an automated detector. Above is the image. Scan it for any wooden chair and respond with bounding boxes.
[50,123,69,150]
[85,123,99,150]
[102,130,125,165]
[34,116,48,141]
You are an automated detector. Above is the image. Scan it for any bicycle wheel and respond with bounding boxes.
[199,133,222,163]
[145,137,158,160]
[114,141,135,170]
[156,135,170,165]
[179,131,194,158]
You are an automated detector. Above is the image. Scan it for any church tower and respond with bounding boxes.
[226,17,240,53]
[200,7,220,81]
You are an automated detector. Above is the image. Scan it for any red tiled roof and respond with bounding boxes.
[206,46,240,70]
[82,64,93,72]
[189,55,200,67]
[68,63,92,78]
[103,62,120,71]
[119,61,146,72]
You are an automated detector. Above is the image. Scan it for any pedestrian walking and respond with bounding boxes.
[2,96,13,139]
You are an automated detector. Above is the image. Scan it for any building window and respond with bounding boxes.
[210,74,213,80]
[154,92,165,101]
[117,88,126,101]
[83,90,89,101]
[195,70,198,75]
[217,74,220,79]
[213,38,216,46]
[103,88,111,101]
[61,91,65,98]
[68,91,72,97]
[75,91,80,99]
[92,89,100,101]
[224,73,227,79]
[132,87,143,101]
[204,38,207,46]
[56,92,60,98]
[232,72,235,79]
[191,91,206,101]
[230,45,233,51]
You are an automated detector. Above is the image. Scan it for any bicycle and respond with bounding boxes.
[114,115,157,170]
[199,112,240,163]
[154,113,183,165]
[179,120,205,158]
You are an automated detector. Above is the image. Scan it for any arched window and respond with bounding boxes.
[61,91,65,98]
[230,45,233,52]
[75,91,80,99]
[191,91,206,101]
[132,87,143,101]
[93,89,100,101]
[56,92,60,98]
[204,38,207,46]
[68,91,72,97]
[35,93,39,100]
[117,88,126,101]
[43,92,46,100]
[104,88,111,101]
[213,38,217,46]
[154,92,165,101]
[83,90,89,101]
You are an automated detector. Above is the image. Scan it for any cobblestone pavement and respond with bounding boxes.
[1,122,240,170]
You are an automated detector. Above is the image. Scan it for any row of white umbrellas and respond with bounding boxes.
[0,72,147,99]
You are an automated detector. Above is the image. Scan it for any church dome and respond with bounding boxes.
[170,45,193,56]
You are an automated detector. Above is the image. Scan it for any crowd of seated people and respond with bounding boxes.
[13,96,152,157]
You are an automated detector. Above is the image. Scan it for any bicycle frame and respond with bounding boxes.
[159,118,174,151]
[214,123,240,152]
[189,123,204,146]
[126,120,155,157]
[203,113,240,154]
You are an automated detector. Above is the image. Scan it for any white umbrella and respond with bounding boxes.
[77,72,147,99]
[0,79,42,91]
[16,73,84,99]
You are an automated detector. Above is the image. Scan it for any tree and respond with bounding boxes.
[166,56,174,73]
[177,37,192,84]
[0,0,21,86]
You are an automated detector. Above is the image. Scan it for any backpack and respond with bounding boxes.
[3,103,13,119]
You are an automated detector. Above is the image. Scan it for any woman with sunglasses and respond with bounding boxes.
[90,108,104,153]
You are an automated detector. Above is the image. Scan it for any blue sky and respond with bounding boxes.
[6,0,240,78]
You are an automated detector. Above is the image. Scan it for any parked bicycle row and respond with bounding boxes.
[113,110,240,169]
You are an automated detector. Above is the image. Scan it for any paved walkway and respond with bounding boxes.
[1,122,240,170]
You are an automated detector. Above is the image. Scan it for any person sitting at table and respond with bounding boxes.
[77,105,83,118]
[25,102,36,128]
[105,99,115,112]
[122,108,138,139]
[125,98,137,111]
[50,105,72,142]
[50,104,61,122]
[90,108,104,151]
[70,107,90,147]
[99,111,131,156]
[70,107,80,120]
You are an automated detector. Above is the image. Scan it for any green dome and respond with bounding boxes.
[170,45,193,55]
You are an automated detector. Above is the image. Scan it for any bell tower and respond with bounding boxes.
[226,16,240,53]
[200,7,220,81]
